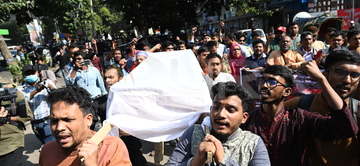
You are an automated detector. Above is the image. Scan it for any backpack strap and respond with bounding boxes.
[298,94,316,111]
[350,98,359,124]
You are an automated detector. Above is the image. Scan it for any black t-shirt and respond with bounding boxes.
[56,53,70,69]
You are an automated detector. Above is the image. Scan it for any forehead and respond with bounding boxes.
[254,43,263,47]
[105,68,119,76]
[331,35,343,39]
[350,34,360,39]
[208,57,221,63]
[262,73,286,82]
[282,36,291,41]
[51,101,83,117]
[200,51,209,55]
[330,60,360,71]
[213,94,242,106]
[114,50,121,53]
[136,55,146,59]
[233,46,240,49]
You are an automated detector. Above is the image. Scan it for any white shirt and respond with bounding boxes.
[204,72,236,92]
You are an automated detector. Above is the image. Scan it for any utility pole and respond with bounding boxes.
[90,0,95,38]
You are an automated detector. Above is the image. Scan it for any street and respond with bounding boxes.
[0,66,174,166]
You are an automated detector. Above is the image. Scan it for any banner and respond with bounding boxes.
[26,19,43,46]
[105,50,211,142]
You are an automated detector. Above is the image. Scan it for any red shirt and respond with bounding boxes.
[241,105,357,166]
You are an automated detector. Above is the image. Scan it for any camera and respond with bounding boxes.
[0,88,27,118]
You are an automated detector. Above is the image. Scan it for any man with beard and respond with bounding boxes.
[18,65,57,145]
[166,81,270,166]
[285,50,360,166]
[204,53,235,92]
[244,39,268,71]
[288,22,301,49]
[241,64,358,166]
[266,36,305,70]
[296,31,320,62]
[105,48,128,77]
[224,32,251,58]
[266,26,286,53]
[39,86,132,166]
[347,30,360,53]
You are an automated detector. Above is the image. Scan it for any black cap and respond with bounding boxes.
[22,65,36,73]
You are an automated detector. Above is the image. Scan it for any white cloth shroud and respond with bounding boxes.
[105,49,212,142]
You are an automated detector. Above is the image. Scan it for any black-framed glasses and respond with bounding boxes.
[329,68,360,81]
[239,40,245,42]
[256,78,287,88]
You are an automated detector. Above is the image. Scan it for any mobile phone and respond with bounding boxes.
[83,59,91,66]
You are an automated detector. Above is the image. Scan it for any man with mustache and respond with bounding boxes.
[266,36,305,70]
[39,86,132,166]
[285,50,360,166]
[241,63,358,166]
[204,53,235,92]
[166,81,270,166]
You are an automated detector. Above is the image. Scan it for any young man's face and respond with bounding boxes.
[209,46,217,53]
[348,34,360,49]
[289,25,299,35]
[207,57,222,78]
[114,50,122,62]
[197,51,210,64]
[224,36,233,47]
[330,35,344,48]
[203,36,211,44]
[210,95,248,140]
[258,74,291,104]
[300,35,314,49]
[50,102,92,151]
[253,43,264,57]
[238,37,246,45]
[325,61,360,100]
[104,68,121,91]
[136,55,147,66]
[178,44,186,50]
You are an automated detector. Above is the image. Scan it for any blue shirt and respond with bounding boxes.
[65,66,107,98]
[244,54,268,69]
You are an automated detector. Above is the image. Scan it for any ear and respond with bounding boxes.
[85,113,93,127]
[282,87,292,97]
[241,112,249,124]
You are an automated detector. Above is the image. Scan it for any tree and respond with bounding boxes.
[202,0,272,17]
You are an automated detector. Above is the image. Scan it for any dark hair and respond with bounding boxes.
[197,46,210,55]
[161,41,174,50]
[106,64,124,78]
[206,41,218,48]
[210,82,253,112]
[251,26,257,31]
[205,53,222,64]
[225,32,236,40]
[288,22,298,27]
[73,51,90,61]
[79,45,86,50]
[329,31,343,39]
[176,40,186,46]
[325,27,337,34]
[263,65,294,88]
[203,34,210,40]
[69,44,79,49]
[251,31,261,38]
[347,30,360,39]
[252,39,265,47]
[187,42,197,49]
[325,50,360,70]
[300,31,313,41]
[235,32,247,41]
[47,86,92,116]
[210,32,219,37]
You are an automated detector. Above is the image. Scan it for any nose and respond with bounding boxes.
[342,74,352,83]
[55,120,66,132]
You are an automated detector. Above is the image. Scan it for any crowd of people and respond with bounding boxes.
[1,20,360,166]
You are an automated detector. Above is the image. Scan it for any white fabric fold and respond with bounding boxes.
[105,50,212,142]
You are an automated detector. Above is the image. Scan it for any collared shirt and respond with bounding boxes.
[291,34,301,49]
[241,105,357,166]
[284,94,360,166]
[65,66,107,98]
[217,43,226,57]
[296,46,319,62]
[266,50,305,69]
[204,72,236,92]
[18,79,57,120]
[244,54,268,69]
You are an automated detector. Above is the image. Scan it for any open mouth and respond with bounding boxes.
[58,134,71,143]
[214,120,229,129]
[259,89,270,97]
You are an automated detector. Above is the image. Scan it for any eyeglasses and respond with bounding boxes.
[256,78,287,88]
[239,40,245,42]
[232,49,241,51]
[114,53,121,55]
[329,68,360,81]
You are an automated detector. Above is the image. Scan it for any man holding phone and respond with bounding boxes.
[65,51,107,99]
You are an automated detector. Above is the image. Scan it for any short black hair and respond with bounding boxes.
[263,65,294,88]
[300,31,313,41]
[347,30,360,39]
[69,44,79,49]
[325,27,337,34]
[73,50,90,60]
[251,31,261,38]
[252,39,265,47]
[47,86,92,117]
[210,32,219,37]
[235,32,247,40]
[211,82,253,112]
[106,64,124,78]
[329,31,344,39]
[177,40,186,46]
[202,34,210,40]
[187,42,197,49]
[225,32,236,40]
[197,46,210,55]
[161,41,174,50]
[205,53,222,65]
[79,45,86,50]
[206,41,218,48]
[288,22,298,27]
[325,50,360,70]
